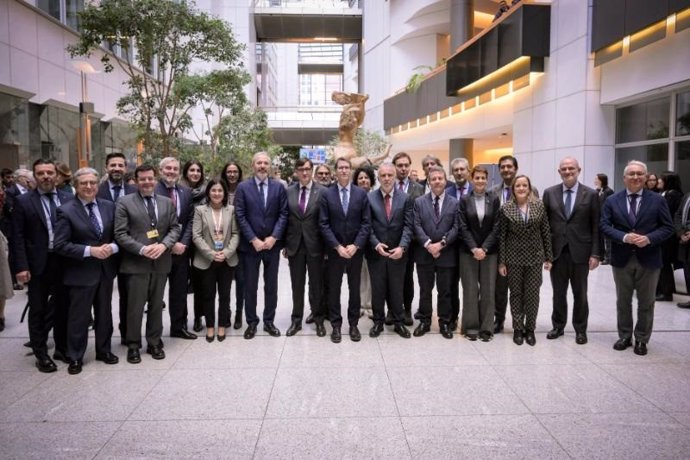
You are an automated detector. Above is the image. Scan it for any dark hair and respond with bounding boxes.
[220,161,243,190]
[471,165,489,178]
[426,165,447,180]
[295,158,313,170]
[32,158,56,174]
[498,155,518,169]
[182,160,205,187]
[105,153,127,165]
[204,178,228,206]
[1,168,13,178]
[660,171,683,193]
[124,172,135,184]
[353,166,375,189]
[596,173,609,189]
[392,151,412,165]
[134,163,156,179]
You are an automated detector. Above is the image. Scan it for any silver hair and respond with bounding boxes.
[378,162,395,174]
[252,151,270,164]
[450,157,469,169]
[559,156,581,170]
[159,157,179,169]
[623,160,647,176]
[74,167,99,182]
[14,168,32,179]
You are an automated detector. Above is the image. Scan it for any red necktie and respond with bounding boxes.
[398,180,405,193]
[168,187,177,208]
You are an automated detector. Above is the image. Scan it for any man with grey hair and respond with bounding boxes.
[55,167,120,374]
[600,160,674,356]
[419,155,442,195]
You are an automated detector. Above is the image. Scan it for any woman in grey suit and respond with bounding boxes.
[498,175,552,346]
[192,179,239,342]
[457,166,500,342]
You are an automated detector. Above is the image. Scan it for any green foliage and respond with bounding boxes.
[273,146,301,181]
[216,106,274,173]
[68,0,247,157]
[405,65,434,94]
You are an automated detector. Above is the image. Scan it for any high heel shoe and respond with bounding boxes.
[217,327,226,342]
[206,328,215,343]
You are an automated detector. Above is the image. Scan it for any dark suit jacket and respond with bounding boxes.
[413,193,458,267]
[366,188,413,260]
[114,193,181,274]
[600,189,674,269]
[234,177,288,253]
[543,183,601,264]
[54,198,118,286]
[11,189,74,275]
[675,192,690,263]
[405,180,424,200]
[457,191,500,255]
[490,182,540,205]
[445,181,473,201]
[319,183,370,250]
[285,182,326,257]
[499,199,552,266]
[97,181,136,202]
[155,181,193,247]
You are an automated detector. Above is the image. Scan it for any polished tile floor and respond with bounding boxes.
[1,259,690,459]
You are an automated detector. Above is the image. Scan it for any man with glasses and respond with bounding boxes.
[600,160,674,356]
[314,164,333,187]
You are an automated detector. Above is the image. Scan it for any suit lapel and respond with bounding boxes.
[30,192,49,230]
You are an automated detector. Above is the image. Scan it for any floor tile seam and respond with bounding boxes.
[375,337,414,459]
[252,333,289,460]
[531,413,577,459]
[87,418,128,460]
[486,357,539,419]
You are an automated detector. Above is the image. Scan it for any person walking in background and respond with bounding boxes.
[656,171,683,302]
[498,175,552,347]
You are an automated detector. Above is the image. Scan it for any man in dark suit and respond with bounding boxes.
[154,157,196,340]
[367,162,412,339]
[4,168,33,290]
[676,191,690,308]
[543,157,601,345]
[418,155,442,195]
[320,157,371,343]
[115,164,181,364]
[234,151,288,339]
[392,152,423,326]
[412,166,459,339]
[54,168,119,374]
[284,158,326,337]
[12,159,73,372]
[96,152,136,343]
[600,160,674,356]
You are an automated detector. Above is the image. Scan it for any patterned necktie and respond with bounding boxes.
[299,186,307,215]
[86,202,102,239]
[167,187,177,208]
[628,194,638,223]
[433,195,440,219]
[145,196,157,226]
[398,180,405,193]
[384,193,392,220]
[259,182,266,208]
[564,189,573,219]
[341,187,349,215]
[46,192,57,225]
[112,185,122,201]
[504,187,511,203]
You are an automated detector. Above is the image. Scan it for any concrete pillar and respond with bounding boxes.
[450,0,474,53]
[449,138,474,168]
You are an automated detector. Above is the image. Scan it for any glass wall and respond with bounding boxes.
[36,0,84,31]
[299,74,343,106]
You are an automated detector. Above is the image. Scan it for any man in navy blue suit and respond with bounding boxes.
[12,159,73,372]
[235,151,288,339]
[55,168,119,374]
[154,157,197,340]
[600,160,674,356]
[319,157,371,343]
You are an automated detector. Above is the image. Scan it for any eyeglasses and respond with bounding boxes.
[316,171,330,176]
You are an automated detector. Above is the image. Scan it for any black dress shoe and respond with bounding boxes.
[513,330,524,346]
[656,294,673,301]
[677,301,690,309]
[13,283,24,290]
[286,322,302,337]
[331,326,342,343]
[0,317,4,332]
[465,333,478,341]
[146,345,165,360]
[479,331,493,342]
[315,320,327,337]
[613,338,632,351]
[264,323,281,337]
[546,328,564,340]
[369,322,384,338]
[384,312,394,326]
[450,320,458,332]
[35,355,57,373]
[349,325,361,342]
[440,323,453,339]
[524,330,536,346]
[68,360,83,375]
[403,311,413,326]
[206,334,215,343]
[305,313,315,324]
[393,324,411,338]
[53,350,70,364]
[234,315,243,330]
[413,322,431,337]
[193,318,203,333]
[24,341,32,348]
[575,332,588,345]
[244,324,257,340]
[634,341,648,356]
[217,329,226,342]
[493,321,504,334]
[171,329,197,340]
[127,348,141,364]
[95,352,119,365]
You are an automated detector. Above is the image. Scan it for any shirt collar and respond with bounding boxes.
[433,191,446,201]
[254,177,267,187]
[78,197,96,206]
[39,188,57,196]
[300,180,313,191]
[339,183,350,193]
[626,188,642,196]
[16,184,27,193]
[562,182,579,194]
[109,180,123,188]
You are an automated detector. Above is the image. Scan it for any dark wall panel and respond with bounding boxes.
[592,0,626,52]
[624,0,668,35]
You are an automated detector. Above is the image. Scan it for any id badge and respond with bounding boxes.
[214,240,224,251]
[147,229,159,239]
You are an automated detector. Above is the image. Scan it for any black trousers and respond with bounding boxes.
[369,254,407,325]
[167,253,190,332]
[402,245,416,313]
[450,265,460,322]
[117,273,129,339]
[550,248,590,333]
[494,270,509,324]
[199,262,234,328]
[67,277,114,361]
[28,253,68,357]
[234,257,245,318]
[417,263,453,325]
[190,264,204,321]
[242,246,281,326]
[288,244,324,322]
[328,251,363,327]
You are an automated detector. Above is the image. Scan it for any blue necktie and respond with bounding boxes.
[259,182,266,208]
[86,202,102,239]
[629,194,638,223]
[564,189,573,219]
[341,187,349,214]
